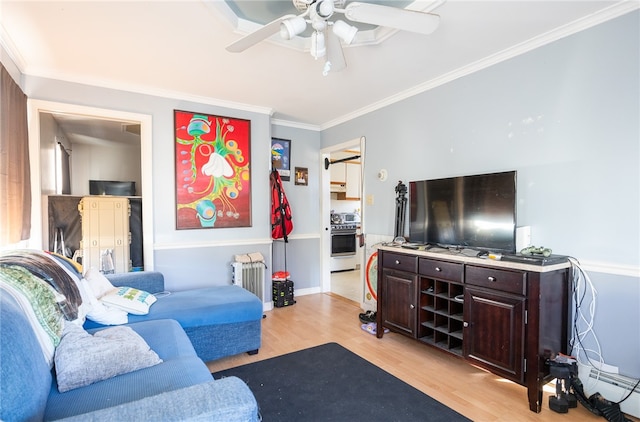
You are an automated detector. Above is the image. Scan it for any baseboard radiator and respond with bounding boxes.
[232,253,266,301]
[579,363,640,418]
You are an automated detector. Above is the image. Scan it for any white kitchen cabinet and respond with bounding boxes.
[330,162,347,193]
[330,162,346,184]
[345,163,361,200]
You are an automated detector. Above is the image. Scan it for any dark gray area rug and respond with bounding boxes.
[213,342,471,421]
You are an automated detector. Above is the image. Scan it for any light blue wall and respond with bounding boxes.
[19,77,275,290]
[270,124,322,292]
[322,12,640,377]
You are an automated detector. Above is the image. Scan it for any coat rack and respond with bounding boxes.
[324,155,361,170]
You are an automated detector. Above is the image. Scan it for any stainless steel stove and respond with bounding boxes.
[331,223,357,233]
[330,214,359,272]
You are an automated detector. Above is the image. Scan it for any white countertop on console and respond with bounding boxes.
[378,244,571,273]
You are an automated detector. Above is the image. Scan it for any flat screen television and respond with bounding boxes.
[89,180,136,196]
[409,171,517,253]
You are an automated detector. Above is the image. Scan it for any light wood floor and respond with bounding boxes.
[330,269,361,303]
[207,293,636,421]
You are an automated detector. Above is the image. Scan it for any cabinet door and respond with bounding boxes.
[330,162,346,184]
[345,163,361,199]
[463,286,525,383]
[381,269,417,337]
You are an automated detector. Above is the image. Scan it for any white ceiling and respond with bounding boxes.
[1,0,637,130]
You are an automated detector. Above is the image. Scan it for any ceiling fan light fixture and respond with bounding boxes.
[280,16,307,40]
[332,20,358,45]
[310,31,326,59]
[314,0,335,19]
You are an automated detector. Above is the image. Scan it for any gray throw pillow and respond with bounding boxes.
[54,322,162,392]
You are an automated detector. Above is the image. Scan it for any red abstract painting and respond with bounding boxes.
[174,110,251,229]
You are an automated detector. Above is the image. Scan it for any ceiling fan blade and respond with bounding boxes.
[226,15,296,53]
[325,29,346,73]
[343,2,440,35]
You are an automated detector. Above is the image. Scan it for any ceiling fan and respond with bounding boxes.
[225,0,440,75]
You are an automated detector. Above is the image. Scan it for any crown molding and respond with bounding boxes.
[0,23,26,78]
[0,27,275,119]
[271,118,321,131]
[22,66,275,117]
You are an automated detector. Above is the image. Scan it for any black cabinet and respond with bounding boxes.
[376,247,571,413]
[464,285,525,382]
[464,265,527,382]
[380,269,417,336]
[380,252,417,336]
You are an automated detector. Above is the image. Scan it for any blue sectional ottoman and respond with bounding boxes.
[83,271,263,362]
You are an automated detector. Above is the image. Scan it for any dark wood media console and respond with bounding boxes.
[376,246,572,413]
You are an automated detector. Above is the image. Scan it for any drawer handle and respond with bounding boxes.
[435,267,442,272]
[395,260,400,265]
[410,304,415,309]
[487,276,497,282]
[463,321,469,328]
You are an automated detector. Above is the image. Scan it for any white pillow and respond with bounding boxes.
[80,279,128,325]
[84,268,116,299]
[101,287,157,315]
[70,275,95,326]
[54,322,162,392]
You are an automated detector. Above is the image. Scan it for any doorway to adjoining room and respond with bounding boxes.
[325,141,364,304]
[28,100,154,271]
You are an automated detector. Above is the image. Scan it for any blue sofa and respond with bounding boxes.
[0,290,260,421]
[0,253,262,421]
[84,271,264,362]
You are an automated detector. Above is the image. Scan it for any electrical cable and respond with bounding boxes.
[614,378,640,406]
[569,257,606,372]
[568,257,640,409]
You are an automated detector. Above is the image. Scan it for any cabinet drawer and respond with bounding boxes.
[465,266,526,295]
[382,252,417,273]
[418,258,463,282]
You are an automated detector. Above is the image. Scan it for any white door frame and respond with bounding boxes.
[320,136,365,301]
[27,100,155,270]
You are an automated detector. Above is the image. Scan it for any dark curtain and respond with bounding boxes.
[57,142,71,194]
[0,63,31,246]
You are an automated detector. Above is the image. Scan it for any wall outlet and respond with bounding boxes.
[366,194,374,206]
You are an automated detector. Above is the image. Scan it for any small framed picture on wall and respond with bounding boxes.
[295,167,308,186]
[271,138,291,181]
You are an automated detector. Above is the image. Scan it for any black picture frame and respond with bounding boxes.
[295,167,308,186]
[271,138,291,181]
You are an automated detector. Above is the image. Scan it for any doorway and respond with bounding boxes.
[321,137,365,305]
[27,100,155,270]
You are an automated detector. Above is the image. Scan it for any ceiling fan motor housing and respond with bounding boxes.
[293,0,345,13]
